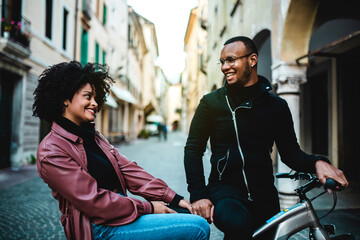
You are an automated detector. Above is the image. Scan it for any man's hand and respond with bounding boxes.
[191,199,214,223]
[151,201,176,214]
[315,160,349,192]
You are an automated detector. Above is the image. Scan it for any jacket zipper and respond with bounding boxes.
[217,149,230,180]
[225,95,253,202]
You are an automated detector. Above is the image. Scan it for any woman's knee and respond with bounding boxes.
[93,214,210,240]
[184,214,210,240]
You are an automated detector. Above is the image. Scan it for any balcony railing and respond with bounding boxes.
[1,16,31,49]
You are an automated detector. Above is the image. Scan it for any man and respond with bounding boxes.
[184,36,348,239]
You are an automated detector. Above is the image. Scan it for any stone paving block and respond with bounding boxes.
[0,178,65,240]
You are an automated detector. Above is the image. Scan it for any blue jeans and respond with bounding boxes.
[92,213,210,240]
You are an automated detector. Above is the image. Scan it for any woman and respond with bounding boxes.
[33,61,210,240]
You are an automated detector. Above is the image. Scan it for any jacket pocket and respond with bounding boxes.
[216,149,230,181]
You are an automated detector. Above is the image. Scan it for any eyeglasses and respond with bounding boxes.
[217,53,253,66]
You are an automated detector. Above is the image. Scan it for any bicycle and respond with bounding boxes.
[252,170,355,239]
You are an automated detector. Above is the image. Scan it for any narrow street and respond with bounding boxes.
[0,131,359,239]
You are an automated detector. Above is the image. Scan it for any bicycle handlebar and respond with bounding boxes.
[276,171,344,192]
[275,171,312,180]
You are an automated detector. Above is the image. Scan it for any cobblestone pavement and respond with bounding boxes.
[0,177,65,239]
[0,131,359,240]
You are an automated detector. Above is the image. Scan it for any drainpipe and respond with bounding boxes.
[73,0,78,60]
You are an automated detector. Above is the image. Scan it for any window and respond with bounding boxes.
[45,0,53,39]
[108,107,119,132]
[103,4,107,26]
[62,8,68,50]
[80,27,88,66]
[95,42,100,63]
[128,25,132,46]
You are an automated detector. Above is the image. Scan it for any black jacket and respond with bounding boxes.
[184,76,329,221]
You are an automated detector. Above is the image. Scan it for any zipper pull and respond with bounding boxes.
[248,193,253,202]
[218,175,222,181]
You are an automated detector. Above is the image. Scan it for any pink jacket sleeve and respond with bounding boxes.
[111,147,176,203]
[38,141,152,226]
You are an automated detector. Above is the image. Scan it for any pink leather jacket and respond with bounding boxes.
[37,122,176,239]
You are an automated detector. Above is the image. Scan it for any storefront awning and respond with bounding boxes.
[111,86,137,104]
[105,94,118,108]
[296,30,360,64]
[146,114,163,123]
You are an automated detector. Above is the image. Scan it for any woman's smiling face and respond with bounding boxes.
[63,83,98,126]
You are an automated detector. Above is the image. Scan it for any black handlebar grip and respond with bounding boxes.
[276,173,290,178]
[324,178,344,191]
[276,170,298,179]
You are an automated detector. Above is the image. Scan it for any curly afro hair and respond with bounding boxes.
[33,61,114,122]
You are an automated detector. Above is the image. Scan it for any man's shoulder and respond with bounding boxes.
[260,91,291,115]
[263,91,288,104]
[202,87,226,100]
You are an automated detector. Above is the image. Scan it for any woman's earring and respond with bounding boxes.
[64,104,68,107]
[251,65,254,68]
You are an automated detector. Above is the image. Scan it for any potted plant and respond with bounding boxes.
[1,18,30,48]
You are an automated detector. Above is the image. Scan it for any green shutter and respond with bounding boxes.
[102,50,106,64]
[95,42,100,63]
[103,4,107,26]
[80,27,88,66]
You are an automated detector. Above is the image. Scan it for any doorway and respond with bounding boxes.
[337,47,360,187]
[0,69,19,168]
[302,61,330,157]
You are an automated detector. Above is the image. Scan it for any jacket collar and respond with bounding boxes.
[224,75,272,95]
[224,75,272,108]
[51,122,81,143]
[257,75,272,94]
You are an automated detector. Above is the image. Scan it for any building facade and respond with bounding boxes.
[139,14,160,119]
[182,5,208,133]
[1,0,164,169]
[166,82,182,131]
[0,0,76,169]
[79,0,138,143]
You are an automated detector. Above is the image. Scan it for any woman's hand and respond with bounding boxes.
[178,199,192,212]
[151,201,176,214]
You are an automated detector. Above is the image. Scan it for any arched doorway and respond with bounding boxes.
[301,8,360,187]
[253,29,272,85]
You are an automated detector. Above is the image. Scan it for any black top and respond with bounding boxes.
[55,117,123,193]
[226,80,261,107]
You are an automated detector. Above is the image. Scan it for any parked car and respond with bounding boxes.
[145,122,159,136]
[145,114,164,136]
